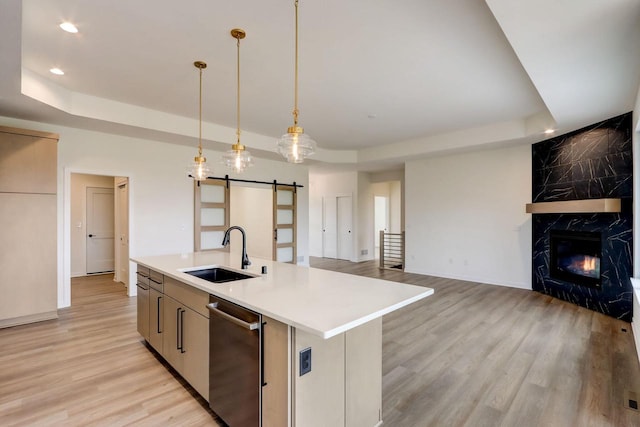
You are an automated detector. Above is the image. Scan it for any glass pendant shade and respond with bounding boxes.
[188,156,210,181]
[189,60,210,181]
[225,28,254,174]
[222,145,253,173]
[278,0,315,163]
[277,127,316,164]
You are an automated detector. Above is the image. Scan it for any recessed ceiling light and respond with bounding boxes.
[50,68,64,75]
[59,22,78,33]
[367,114,377,119]
[544,129,555,134]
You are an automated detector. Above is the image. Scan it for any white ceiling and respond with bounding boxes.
[1,0,639,171]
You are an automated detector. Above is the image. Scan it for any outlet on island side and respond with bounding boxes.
[299,347,312,376]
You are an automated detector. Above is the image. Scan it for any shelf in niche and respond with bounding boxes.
[525,198,621,214]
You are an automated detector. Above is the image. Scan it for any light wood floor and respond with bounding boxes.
[0,274,224,427]
[311,257,640,427]
[1,264,640,426]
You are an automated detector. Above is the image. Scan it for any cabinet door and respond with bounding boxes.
[262,316,290,427]
[149,288,163,351]
[346,318,382,427]
[182,307,209,399]
[136,284,149,341]
[162,296,184,373]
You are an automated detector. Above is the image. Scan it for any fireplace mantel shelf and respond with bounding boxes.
[525,198,621,214]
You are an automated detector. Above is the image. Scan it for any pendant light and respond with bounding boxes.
[277,0,316,163]
[222,29,254,173]
[187,61,211,181]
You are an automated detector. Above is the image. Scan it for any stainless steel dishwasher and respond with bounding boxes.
[207,295,262,427]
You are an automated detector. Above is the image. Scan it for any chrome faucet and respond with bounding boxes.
[222,226,251,269]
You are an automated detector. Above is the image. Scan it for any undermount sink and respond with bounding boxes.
[185,267,257,284]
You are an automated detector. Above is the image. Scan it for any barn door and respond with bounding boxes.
[273,185,297,263]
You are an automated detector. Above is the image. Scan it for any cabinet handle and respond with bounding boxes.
[261,321,267,387]
[156,296,162,334]
[176,308,182,351]
[180,309,186,354]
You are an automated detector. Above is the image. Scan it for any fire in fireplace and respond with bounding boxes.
[549,230,602,288]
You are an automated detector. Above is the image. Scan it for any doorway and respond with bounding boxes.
[322,195,352,261]
[374,196,389,259]
[70,173,129,282]
[229,185,273,261]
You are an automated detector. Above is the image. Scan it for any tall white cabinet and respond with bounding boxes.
[0,125,58,328]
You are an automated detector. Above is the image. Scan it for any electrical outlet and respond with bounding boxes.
[299,347,311,376]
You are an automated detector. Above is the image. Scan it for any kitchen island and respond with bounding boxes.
[133,251,433,427]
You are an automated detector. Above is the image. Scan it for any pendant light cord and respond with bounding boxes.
[237,36,241,145]
[293,0,299,127]
[198,66,203,158]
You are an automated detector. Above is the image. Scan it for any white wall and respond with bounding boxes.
[357,172,375,261]
[405,144,532,289]
[230,185,273,260]
[0,116,309,308]
[389,181,401,233]
[70,173,114,277]
[308,171,357,259]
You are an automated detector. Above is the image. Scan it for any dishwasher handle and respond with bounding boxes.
[207,303,260,330]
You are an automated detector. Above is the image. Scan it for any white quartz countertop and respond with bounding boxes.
[132,252,434,339]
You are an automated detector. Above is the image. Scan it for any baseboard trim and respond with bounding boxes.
[0,311,58,329]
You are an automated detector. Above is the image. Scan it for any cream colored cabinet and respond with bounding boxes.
[292,318,383,427]
[162,294,209,399]
[148,269,164,352]
[162,295,184,371]
[136,266,150,341]
[0,126,58,328]
[149,288,163,352]
[160,276,209,399]
[181,304,209,398]
[262,316,290,427]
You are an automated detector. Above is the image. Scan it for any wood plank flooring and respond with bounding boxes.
[310,257,640,427]
[0,274,224,427]
[1,263,640,426]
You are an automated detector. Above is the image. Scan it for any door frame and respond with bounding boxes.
[62,168,134,309]
[114,177,129,288]
[322,193,353,261]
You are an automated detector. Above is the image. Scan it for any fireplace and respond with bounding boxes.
[550,230,602,288]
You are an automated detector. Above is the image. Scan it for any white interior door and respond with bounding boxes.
[337,196,352,261]
[86,187,115,274]
[116,181,129,285]
[322,197,337,259]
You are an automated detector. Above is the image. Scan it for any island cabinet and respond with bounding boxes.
[135,266,150,341]
[148,269,164,352]
[161,277,209,399]
[243,314,382,427]
[135,268,208,400]
[148,287,163,352]
[133,252,433,427]
[287,318,382,427]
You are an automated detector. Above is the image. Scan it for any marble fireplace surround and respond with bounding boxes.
[530,113,633,321]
